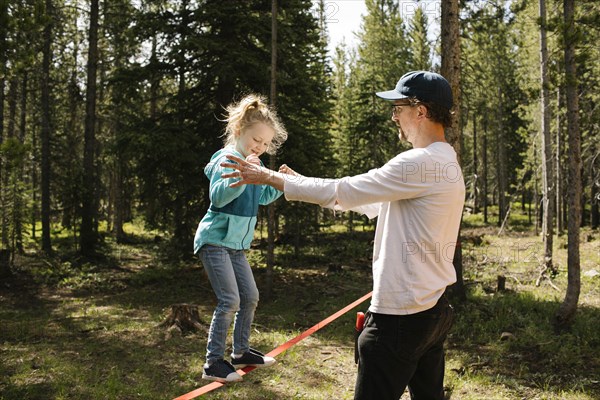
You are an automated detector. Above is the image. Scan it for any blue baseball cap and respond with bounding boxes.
[376,71,453,110]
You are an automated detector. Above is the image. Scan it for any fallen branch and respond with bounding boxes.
[535,265,559,291]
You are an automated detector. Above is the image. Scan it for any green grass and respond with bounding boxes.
[1,220,599,399]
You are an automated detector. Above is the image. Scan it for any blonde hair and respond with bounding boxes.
[222,94,288,155]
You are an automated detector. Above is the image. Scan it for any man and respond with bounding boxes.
[221,71,465,400]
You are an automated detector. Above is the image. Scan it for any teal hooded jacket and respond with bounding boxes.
[194,147,283,254]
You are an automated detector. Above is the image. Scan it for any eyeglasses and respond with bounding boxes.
[391,101,412,116]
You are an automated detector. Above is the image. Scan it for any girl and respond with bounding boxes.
[194,94,288,383]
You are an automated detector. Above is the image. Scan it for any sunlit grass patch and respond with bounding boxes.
[1,219,599,399]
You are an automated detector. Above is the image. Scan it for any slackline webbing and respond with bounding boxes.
[173,291,373,400]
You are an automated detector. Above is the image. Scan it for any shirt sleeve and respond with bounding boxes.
[284,151,431,210]
[345,203,380,219]
[259,185,284,205]
[206,155,245,208]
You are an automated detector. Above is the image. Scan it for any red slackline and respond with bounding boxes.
[173,291,373,400]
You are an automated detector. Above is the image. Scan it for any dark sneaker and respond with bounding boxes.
[231,348,276,369]
[202,359,242,383]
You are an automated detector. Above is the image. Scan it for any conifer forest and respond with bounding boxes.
[1,1,599,399]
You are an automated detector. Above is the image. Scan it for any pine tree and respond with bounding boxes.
[266,0,278,301]
[275,0,333,245]
[441,0,465,300]
[539,0,555,273]
[462,1,528,228]
[350,0,411,169]
[122,0,332,256]
[330,42,355,230]
[80,0,100,256]
[408,6,431,71]
[0,0,6,275]
[40,0,53,254]
[104,0,138,243]
[554,0,581,332]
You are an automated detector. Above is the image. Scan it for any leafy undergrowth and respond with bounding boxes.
[1,224,599,399]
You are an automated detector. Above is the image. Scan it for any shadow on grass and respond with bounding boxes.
[447,289,600,398]
[1,254,371,399]
[0,382,57,400]
[2,227,599,399]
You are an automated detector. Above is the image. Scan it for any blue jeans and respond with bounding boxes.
[199,245,259,362]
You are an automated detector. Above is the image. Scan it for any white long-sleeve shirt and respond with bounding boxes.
[284,142,465,315]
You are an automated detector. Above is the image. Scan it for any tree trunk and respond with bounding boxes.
[562,176,568,231]
[31,88,37,241]
[556,87,563,234]
[534,141,539,235]
[0,1,6,253]
[528,188,533,224]
[15,71,28,254]
[348,208,355,233]
[441,0,461,155]
[496,87,508,227]
[483,120,488,224]
[2,76,17,250]
[539,0,555,272]
[591,182,599,229]
[171,0,188,246]
[114,157,126,242]
[265,0,278,301]
[80,0,100,256]
[0,76,3,248]
[94,25,108,239]
[0,249,10,278]
[61,37,80,232]
[441,0,465,301]
[150,34,158,121]
[580,175,586,227]
[554,0,581,332]
[294,214,300,257]
[40,0,53,254]
[472,112,479,213]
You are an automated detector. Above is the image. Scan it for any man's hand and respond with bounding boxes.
[221,155,271,187]
[279,164,303,177]
[246,153,261,166]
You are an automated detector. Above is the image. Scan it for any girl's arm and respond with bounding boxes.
[207,155,245,207]
[259,185,283,205]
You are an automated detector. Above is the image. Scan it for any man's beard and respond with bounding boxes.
[397,124,407,141]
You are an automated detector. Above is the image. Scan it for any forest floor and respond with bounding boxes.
[1,218,599,400]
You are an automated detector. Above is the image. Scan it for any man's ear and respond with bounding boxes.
[417,104,428,118]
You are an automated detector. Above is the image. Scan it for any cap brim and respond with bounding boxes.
[375,90,408,100]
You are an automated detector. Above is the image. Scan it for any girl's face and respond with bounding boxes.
[235,122,275,158]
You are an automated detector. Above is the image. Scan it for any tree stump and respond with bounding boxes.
[496,275,506,292]
[159,304,205,339]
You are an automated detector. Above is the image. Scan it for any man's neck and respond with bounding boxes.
[412,125,447,148]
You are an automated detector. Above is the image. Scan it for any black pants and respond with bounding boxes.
[354,295,454,400]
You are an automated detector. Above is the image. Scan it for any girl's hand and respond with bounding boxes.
[245,153,261,166]
[221,155,274,187]
[279,164,303,177]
